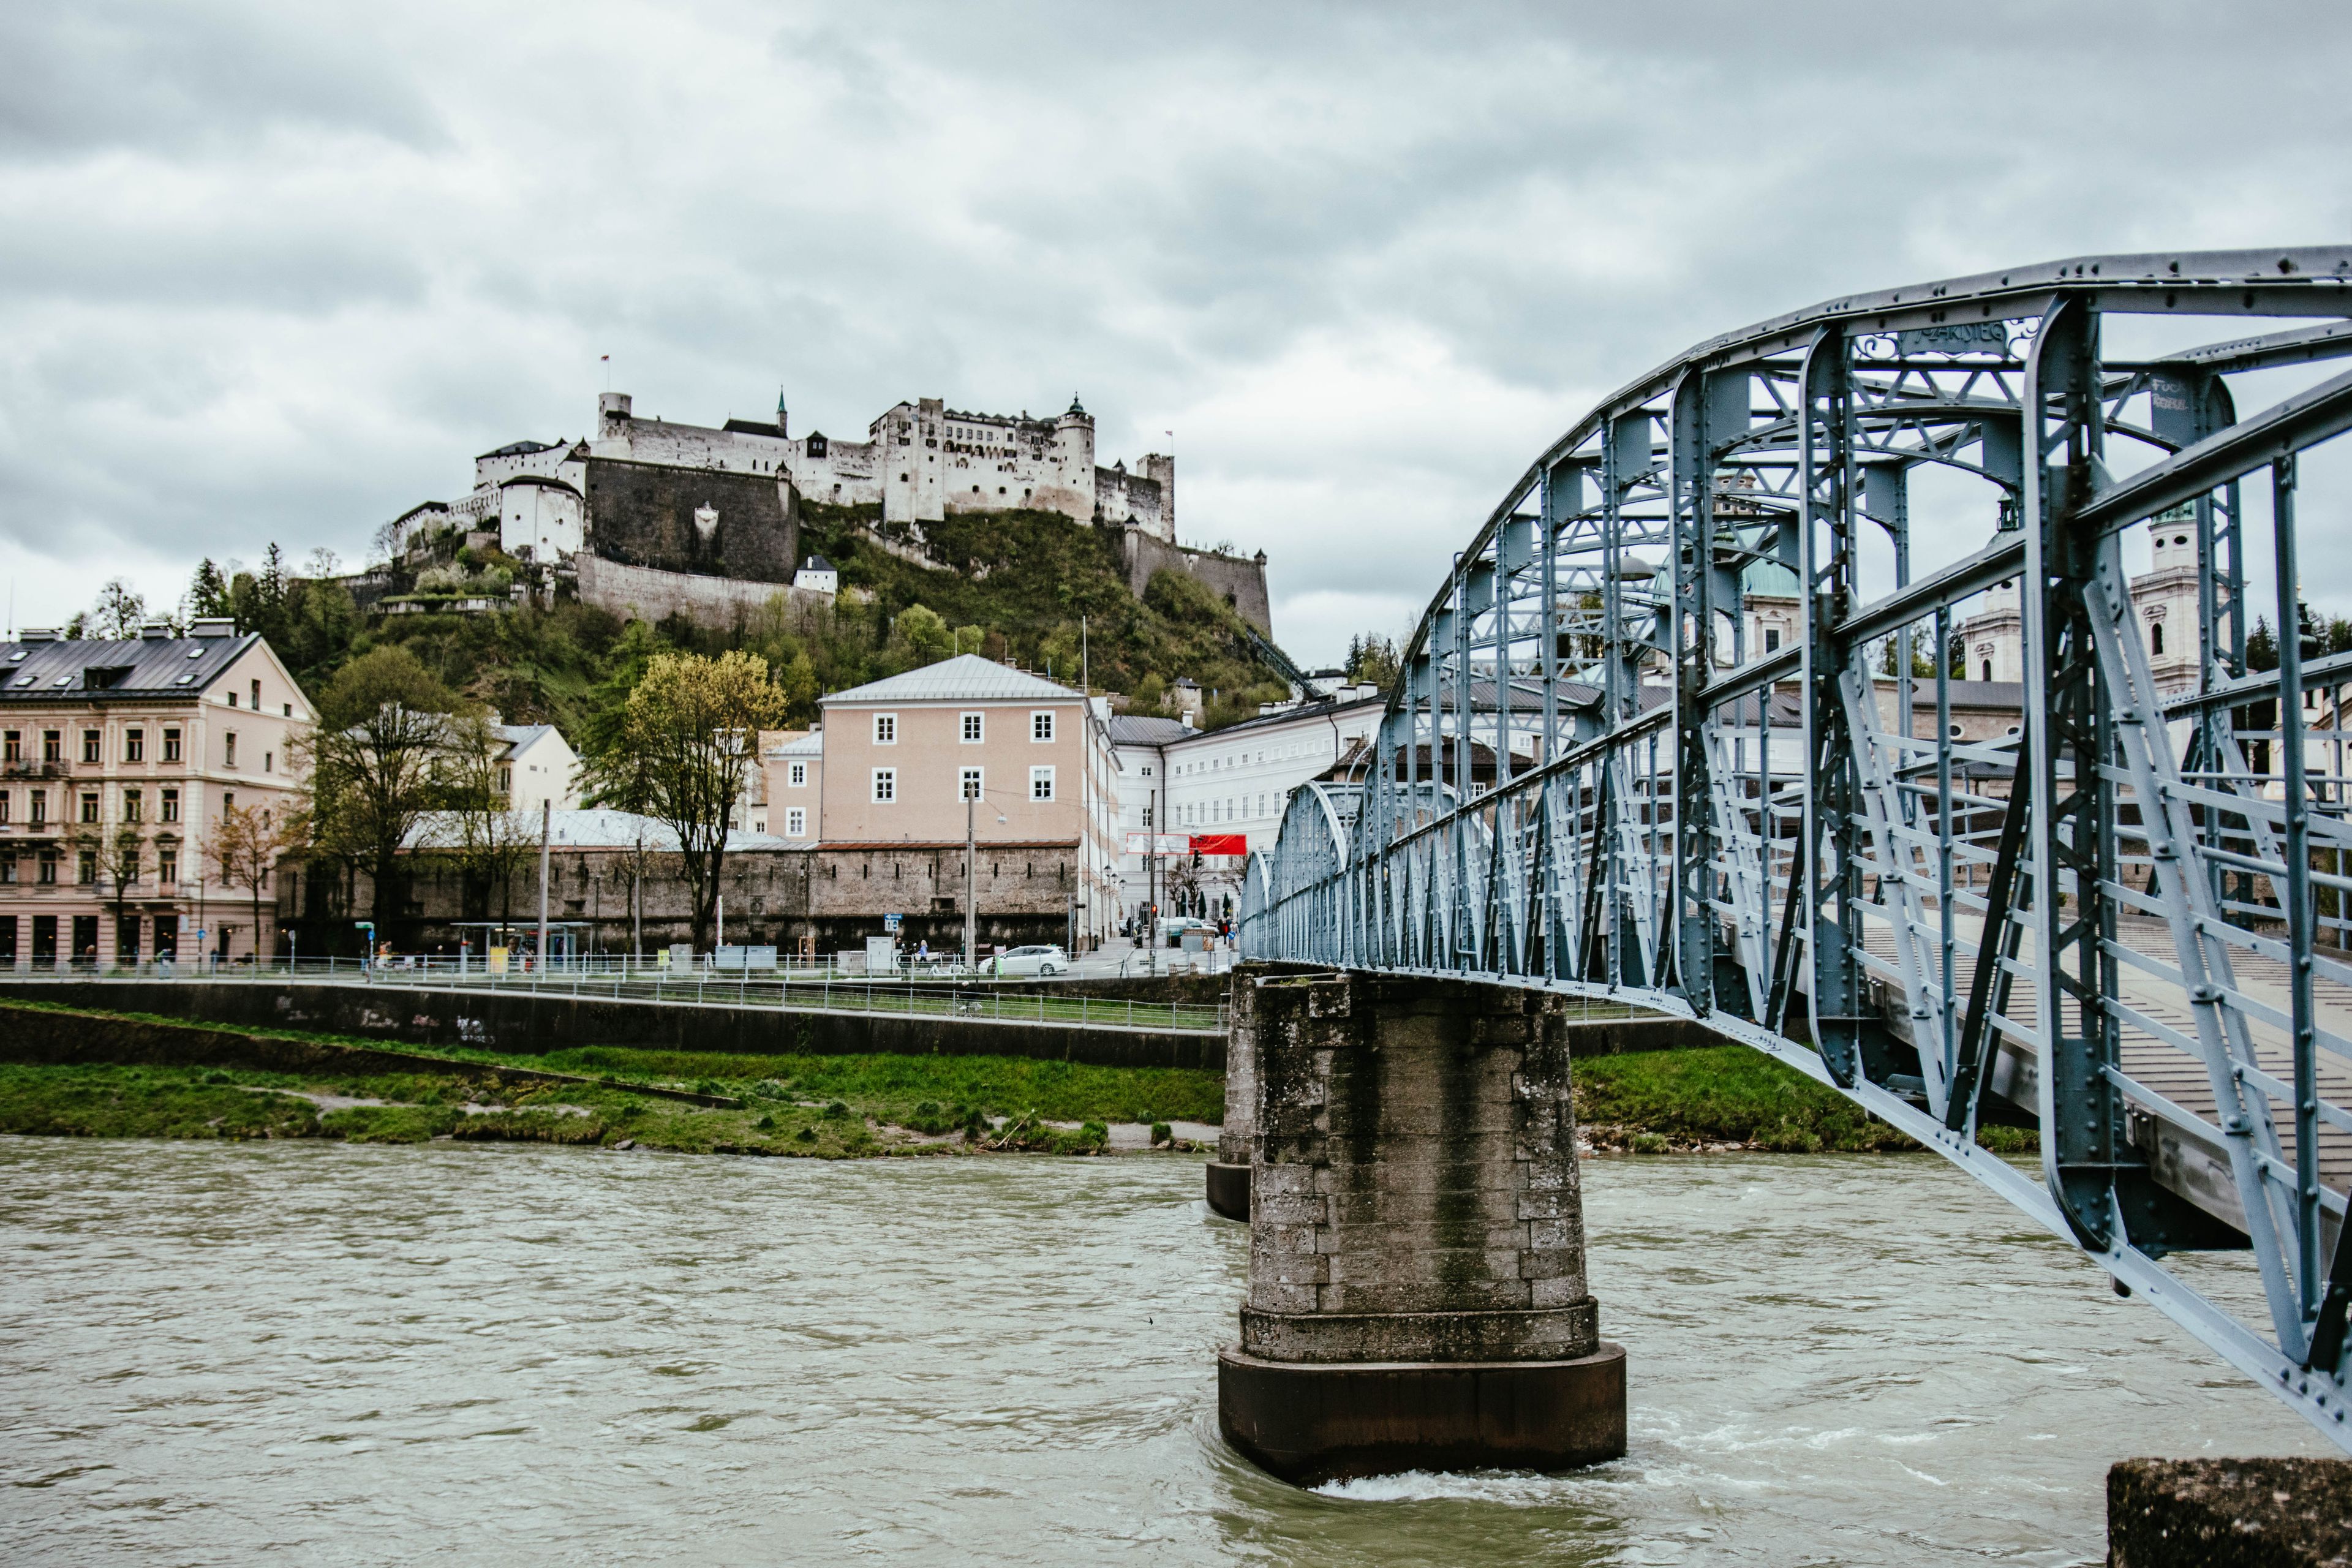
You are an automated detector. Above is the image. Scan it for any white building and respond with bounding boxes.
[1106,687,1385,925]
[489,720,581,816]
[793,554,839,596]
[1961,514,2200,696]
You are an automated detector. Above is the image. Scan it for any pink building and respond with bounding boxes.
[813,655,1121,948]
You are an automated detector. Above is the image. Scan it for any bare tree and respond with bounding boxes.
[72,822,146,967]
[207,802,303,964]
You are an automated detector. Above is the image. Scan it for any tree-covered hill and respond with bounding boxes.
[175,507,1295,735]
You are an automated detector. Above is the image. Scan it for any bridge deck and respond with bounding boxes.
[1856,913,2352,1237]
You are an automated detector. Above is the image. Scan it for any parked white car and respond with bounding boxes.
[993,944,1069,978]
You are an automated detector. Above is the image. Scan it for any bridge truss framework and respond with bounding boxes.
[1240,250,2352,1449]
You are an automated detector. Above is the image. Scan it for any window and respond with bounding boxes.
[872,767,897,803]
[1030,766,1055,802]
[1,730,14,762]
[222,791,234,812]
[124,728,143,762]
[961,712,984,743]
[251,679,262,710]
[228,692,238,708]
[2150,623,2165,655]
[0,791,7,824]
[161,788,179,823]
[80,792,99,824]
[789,761,807,787]
[873,713,897,745]
[498,766,513,793]
[124,790,141,824]
[159,848,178,884]
[1,854,12,884]
[1031,710,1055,742]
[81,729,100,763]
[263,751,272,774]
[960,766,982,801]
[42,730,61,763]
[1763,628,1781,653]
[29,791,45,827]
[163,728,181,762]
[225,733,238,767]
[785,807,806,837]
[1981,660,1993,682]
[1142,803,1153,828]
[77,850,96,885]
[38,849,57,885]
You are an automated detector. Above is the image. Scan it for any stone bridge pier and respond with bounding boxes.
[1216,970,1626,1483]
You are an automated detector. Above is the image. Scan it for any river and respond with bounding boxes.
[0,1139,2328,1565]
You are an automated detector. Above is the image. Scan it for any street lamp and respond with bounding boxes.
[965,785,1006,974]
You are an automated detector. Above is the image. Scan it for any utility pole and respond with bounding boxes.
[965,788,977,973]
[1079,614,1091,953]
[535,799,551,970]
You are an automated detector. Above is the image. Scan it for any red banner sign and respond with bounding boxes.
[1189,834,1248,858]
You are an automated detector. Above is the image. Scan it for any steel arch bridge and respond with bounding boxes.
[1239,249,2352,1450]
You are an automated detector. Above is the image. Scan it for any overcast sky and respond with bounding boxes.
[4,0,2348,663]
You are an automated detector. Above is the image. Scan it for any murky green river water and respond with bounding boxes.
[0,1139,2327,1565]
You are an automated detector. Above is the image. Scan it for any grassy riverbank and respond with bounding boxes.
[1574,1046,2034,1155]
[0,1000,1223,1158]
[0,1000,2022,1159]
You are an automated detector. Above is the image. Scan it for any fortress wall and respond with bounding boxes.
[575,552,826,630]
[582,458,799,582]
[1117,527,1273,636]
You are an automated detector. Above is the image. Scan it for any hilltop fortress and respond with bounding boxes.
[381,388,1269,632]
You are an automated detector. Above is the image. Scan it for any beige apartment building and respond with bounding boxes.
[0,620,311,968]
[813,655,1121,948]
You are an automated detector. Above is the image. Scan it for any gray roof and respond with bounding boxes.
[799,554,836,573]
[489,722,564,757]
[1107,714,1193,745]
[1180,689,1385,740]
[821,654,1079,705]
[0,631,254,706]
[763,731,823,758]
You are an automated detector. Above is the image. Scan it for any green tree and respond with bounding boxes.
[777,649,820,728]
[188,559,232,619]
[1344,632,1402,692]
[889,604,955,667]
[582,650,785,949]
[303,647,472,940]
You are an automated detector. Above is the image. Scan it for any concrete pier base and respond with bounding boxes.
[1218,971,1626,1482]
[1204,1161,1251,1221]
[1219,1343,1626,1485]
[2109,1457,2352,1566]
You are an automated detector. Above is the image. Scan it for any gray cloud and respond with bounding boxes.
[1,0,2348,660]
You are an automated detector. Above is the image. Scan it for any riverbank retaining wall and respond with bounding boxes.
[0,981,1221,1072]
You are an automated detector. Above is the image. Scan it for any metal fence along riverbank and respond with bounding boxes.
[0,959,1229,1036]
